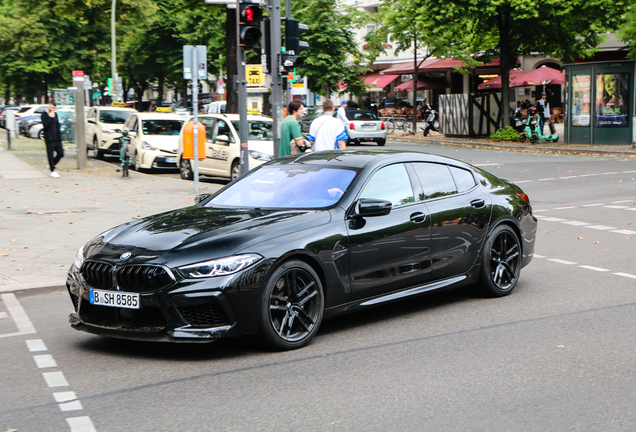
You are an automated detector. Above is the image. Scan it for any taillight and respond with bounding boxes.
[349,122,355,130]
[381,122,385,130]
[517,193,530,205]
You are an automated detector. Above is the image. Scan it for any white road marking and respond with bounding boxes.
[543,217,567,222]
[554,206,576,210]
[612,200,634,203]
[611,230,636,235]
[622,170,636,173]
[42,371,69,388]
[514,180,534,184]
[581,203,603,206]
[33,354,57,369]
[0,293,36,335]
[0,312,7,319]
[532,254,546,258]
[475,163,503,166]
[579,174,599,177]
[579,265,610,272]
[562,221,590,226]
[54,392,78,403]
[613,273,636,280]
[538,178,556,181]
[26,339,48,352]
[604,205,627,209]
[66,416,97,432]
[601,172,619,175]
[533,209,547,212]
[585,225,617,230]
[547,259,577,265]
[559,176,578,179]
[59,401,83,412]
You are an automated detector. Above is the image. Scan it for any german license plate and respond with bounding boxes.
[90,289,139,309]
[165,157,177,163]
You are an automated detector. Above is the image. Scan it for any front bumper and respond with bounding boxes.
[66,260,271,343]
[140,149,178,169]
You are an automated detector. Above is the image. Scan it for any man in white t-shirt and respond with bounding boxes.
[308,99,347,151]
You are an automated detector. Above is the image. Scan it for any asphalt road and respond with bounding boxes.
[1,141,635,432]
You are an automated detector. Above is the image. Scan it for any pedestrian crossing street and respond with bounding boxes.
[534,199,636,236]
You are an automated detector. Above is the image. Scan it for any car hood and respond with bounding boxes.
[141,135,180,151]
[84,206,330,267]
[248,140,273,155]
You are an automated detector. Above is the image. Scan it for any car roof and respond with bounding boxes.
[192,114,272,121]
[282,150,472,171]
[97,107,137,112]
[136,113,184,120]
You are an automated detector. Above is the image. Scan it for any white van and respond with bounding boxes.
[205,101,227,114]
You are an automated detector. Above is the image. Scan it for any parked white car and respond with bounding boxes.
[177,113,273,181]
[122,112,184,171]
[86,107,137,157]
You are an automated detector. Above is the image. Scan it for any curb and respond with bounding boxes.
[390,135,636,157]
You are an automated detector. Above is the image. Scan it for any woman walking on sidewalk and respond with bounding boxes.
[41,100,64,177]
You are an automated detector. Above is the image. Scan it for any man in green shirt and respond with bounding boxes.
[279,100,305,156]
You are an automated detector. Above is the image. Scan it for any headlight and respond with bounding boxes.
[178,254,262,279]
[101,128,114,134]
[142,141,158,151]
[249,150,273,161]
[73,246,85,270]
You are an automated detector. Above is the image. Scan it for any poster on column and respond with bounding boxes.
[595,73,629,127]
[571,75,590,127]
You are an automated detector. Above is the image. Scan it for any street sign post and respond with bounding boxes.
[73,72,87,170]
[183,45,207,195]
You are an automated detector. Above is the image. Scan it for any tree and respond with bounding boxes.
[424,0,627,126]
[360,0,471,132]
[292,0,369,97]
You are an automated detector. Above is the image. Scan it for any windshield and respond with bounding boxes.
[18,106,31,113]
[230,120,273,141]
[346,111,378,120]
[209,165,358,209]
[142,119,183,135]
[100,110,133,124]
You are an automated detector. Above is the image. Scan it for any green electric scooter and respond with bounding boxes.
[519,112,558,144]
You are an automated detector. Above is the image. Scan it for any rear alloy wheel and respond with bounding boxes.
[231,160,241,181]
[477,224,521,297]
[259,260,324,350]
[180,159,193,180]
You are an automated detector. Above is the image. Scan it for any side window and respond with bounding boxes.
[412,163,457,200]
[87,108,95,119]
[200,118,216,141]
[35,106,47,113]
[216,120,236,143]
[449,166,476,192]
[130,117,138,131]
[360,164,414,207]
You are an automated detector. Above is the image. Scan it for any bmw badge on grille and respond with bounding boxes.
[120,252,132,260]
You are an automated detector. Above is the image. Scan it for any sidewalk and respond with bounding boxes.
[391,121,636,157]
[0,137,220,292]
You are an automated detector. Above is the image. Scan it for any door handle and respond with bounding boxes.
[409,212,426,223]
[470,199,485,208]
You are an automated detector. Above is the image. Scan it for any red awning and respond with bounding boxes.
[379,59,440,75]
[517,66,565,86]
[339,71,399,92]
[477,69,530,90]
[394,78,449,92]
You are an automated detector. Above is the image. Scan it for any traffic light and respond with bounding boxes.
[239,1,263,50]
[283,19,309,70]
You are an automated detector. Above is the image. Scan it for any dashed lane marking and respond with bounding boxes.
[579,265,610,272]
[614,273,636,280]
[534,255,636,279]
[562,221,590,226]
[581,203,604,207]
[43,371,69,388]
[586,225,617,230]
[547,259,577,265]
[26,339,48,352]
[66,416,97,432]
[34,354,58,368]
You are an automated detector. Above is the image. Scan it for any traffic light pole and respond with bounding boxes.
[237,2,250,176]
[269,0,283,159]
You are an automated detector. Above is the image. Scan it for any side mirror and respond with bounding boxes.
[355,198,392,217]
[216,134,231,144]
[87,119,95,124]
[194,193,212,205]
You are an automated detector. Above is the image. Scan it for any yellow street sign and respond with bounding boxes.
[156,106,173,113]
[246,65,264,86]
[112,102,126,107]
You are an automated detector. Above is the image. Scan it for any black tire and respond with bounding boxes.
[422,126,430,137]
[91,137,103,159]
[376,139,386,147]
[38,129,44,140]
[180,158,193,181]
[552,136,559,143]
[258,260,324,350]
[231,160,241,181]
[519,133,527,143]
[477,224,521,297]
[530,134,538,144]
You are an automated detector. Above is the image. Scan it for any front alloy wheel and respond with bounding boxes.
[478,224,521,297]
[180,159,193,180]
[259,260,324,350]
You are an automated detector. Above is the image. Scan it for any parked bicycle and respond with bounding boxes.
[382,111,413,134]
